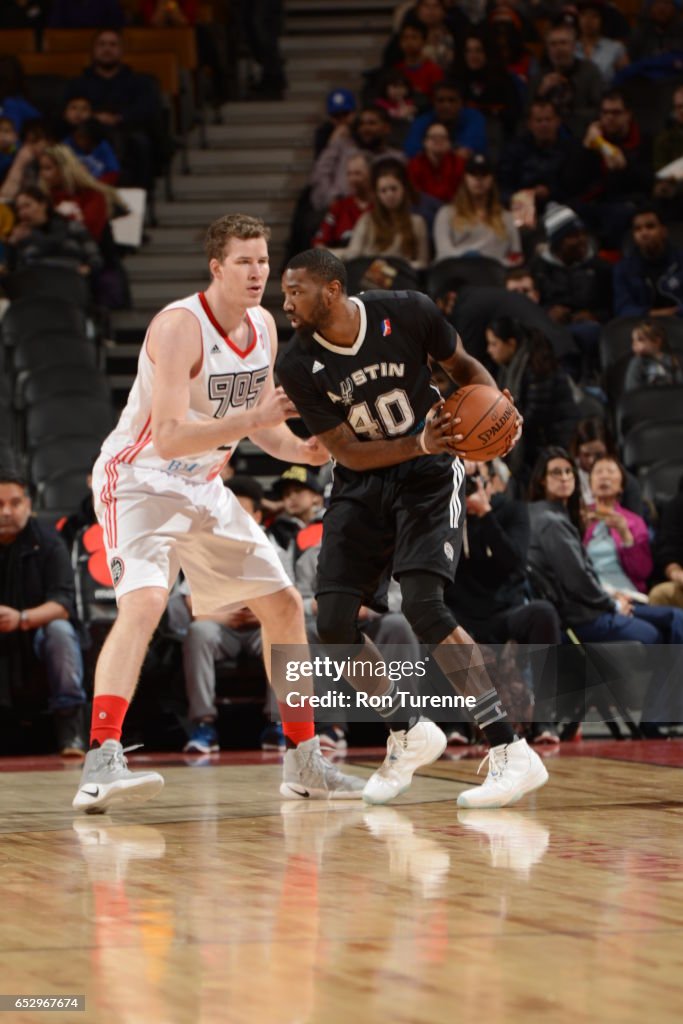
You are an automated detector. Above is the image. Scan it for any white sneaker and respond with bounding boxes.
[457,809,550,878]
[280,735,365,800]
[72,740,165,814]
[456,737,548,809]
[363,719,447,805]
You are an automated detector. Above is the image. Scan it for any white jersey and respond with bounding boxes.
[100,292,272,483]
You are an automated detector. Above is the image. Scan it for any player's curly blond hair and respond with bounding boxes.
[204,213,271,263]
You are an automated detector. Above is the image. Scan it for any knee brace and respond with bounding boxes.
[316,591,364,656]
[399,572,458,647]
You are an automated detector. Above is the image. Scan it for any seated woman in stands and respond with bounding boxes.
[569,416,645,516]
[342,157,430,268]
[432,153,521,264]
[37,144,124,244]
[485,316,578,473]
[3,186,102,276]
[528,447,683,652]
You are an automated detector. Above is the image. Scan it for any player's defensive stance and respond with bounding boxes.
[72,217,364,813]
[278,249,548,809]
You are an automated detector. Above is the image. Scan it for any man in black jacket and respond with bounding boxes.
[64,28,170,192]
[651,479,683,609]
[445,461,561,742]
[0,471,86,755]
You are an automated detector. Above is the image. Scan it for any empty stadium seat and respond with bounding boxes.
[622,421,683,472]
[12,335,98,375]
[2,266,91,308]
[426,256,506,299]
[616,385,683,441]
[19,365,111,410]
[641,458,683,508]
[35,468,92,515]
[30,437,103,487]
[1,298,87,353]
[25,396,115,450]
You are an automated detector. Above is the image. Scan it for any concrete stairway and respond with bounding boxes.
[107,0,394,405]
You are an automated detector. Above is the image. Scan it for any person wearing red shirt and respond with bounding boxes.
[395,16,444,104]
[408,121,465,203]
[313,152,373,250]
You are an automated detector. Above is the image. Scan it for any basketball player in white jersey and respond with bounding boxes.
[72,214,365,813]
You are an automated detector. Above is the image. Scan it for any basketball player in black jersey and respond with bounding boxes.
[277,249,549,808]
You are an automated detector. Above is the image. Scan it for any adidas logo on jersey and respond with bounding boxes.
[312,360,325,373]
[210,344,221,354]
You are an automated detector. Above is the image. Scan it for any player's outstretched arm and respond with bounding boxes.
[150,310,296,459]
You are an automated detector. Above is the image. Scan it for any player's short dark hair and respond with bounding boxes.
[0,469,30,493]
[227,475,263,511]
[285,249,347,291]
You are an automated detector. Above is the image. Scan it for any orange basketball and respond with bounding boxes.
[442,384,517,460]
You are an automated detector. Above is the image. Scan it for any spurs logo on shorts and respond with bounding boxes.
[110,557,125,586]
[444,542,454,562]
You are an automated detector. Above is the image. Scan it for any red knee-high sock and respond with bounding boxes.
[90,695,130,747]
[277,702,315,746]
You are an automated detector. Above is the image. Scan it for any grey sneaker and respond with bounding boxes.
[72,740,165,814]
[280,736,365,800]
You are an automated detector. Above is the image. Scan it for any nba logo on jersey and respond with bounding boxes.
[382,319,392,336]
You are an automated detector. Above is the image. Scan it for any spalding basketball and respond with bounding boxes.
[442,384,517,460]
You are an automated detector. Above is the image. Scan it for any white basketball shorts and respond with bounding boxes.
[92,455,291,614]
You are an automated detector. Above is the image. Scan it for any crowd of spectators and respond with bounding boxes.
[3,0,683,756]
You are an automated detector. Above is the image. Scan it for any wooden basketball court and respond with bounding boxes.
[1,742,682,1024]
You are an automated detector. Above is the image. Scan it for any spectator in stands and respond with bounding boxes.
[505,265,541,302]
[583,454,655,596]
[64,28,169,193]
[527,448,683,658]
[312,153,373,251]
[575,0,629,84]
[141,0,197,26]
[570,416,646,514]
[613,205,683,318]
[62,105,121,185]
[407,121,465,203]
[38,144,122,243]
[342,159,430,267]
[48,0,125,26]
[445,458,562,744]
[531,21,603,137]
[629,0,683,60]
[0,1,47,29]
[488,11,534,85]
[384,0,455,71]
[574,90,653,249]
[314,88,357,158]
[0,117,18,187]
[485,315,578,470]
[497,99,580,209]
[653,85,683,220]
[651,478,683,608]
[531,202,612,377]
[433,154,521,264]
[392,14,444,105]
[0,470,87,756]
[4,185,103,275]
[373,70,417,147]
[624,319,683,390]
[0,121,49,202]
[266,466,325,581]
[310,106,402,214]
[403,80,487,159]
[452,30,523,140]
[240,0,286,100]
[0,57,40,136]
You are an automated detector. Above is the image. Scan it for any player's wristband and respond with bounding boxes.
[418,429,429,454]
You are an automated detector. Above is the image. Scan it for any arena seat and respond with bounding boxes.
[25,396,115,450]
[12,335,98,376]
[344,256,419,296]
[2,266,91,308]
[616,385,683,442]
[641,458,683,509]
[622,421,683,472]
[426,256,506,298]
[30,437,103,487]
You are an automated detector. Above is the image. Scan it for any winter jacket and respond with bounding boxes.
[583,503,653,593]
[613,244,683,317]
[527,500,614,626]
[531,244,613,320]
[497,132,581,204]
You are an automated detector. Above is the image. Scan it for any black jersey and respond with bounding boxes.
[276,290,456,441]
